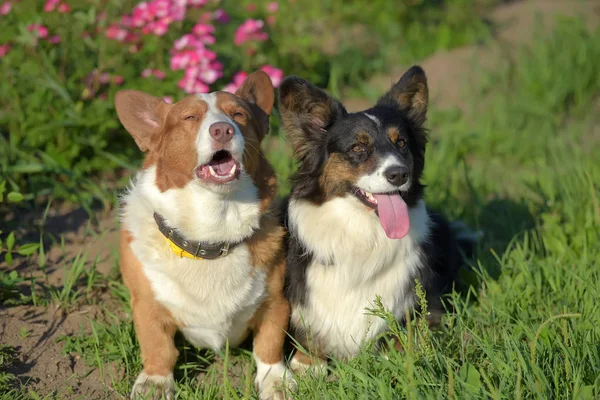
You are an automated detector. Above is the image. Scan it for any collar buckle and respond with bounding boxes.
[220,242,230,257]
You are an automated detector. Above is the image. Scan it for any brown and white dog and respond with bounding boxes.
[115,71,295,399]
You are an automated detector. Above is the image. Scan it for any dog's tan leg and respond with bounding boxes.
[121,230,178,400]
[289,336,328,378]
[251,262,296,400]
[130,296,178,400]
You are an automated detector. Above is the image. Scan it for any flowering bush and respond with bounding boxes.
[1,1,284,98]
[0,0,492,205]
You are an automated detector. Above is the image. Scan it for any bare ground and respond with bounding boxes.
[1,1,599,398]
[342,0,600,112]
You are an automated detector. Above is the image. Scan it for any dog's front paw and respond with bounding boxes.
[131,372,175,400]
[255,361,297,400]
[290,354,328,378]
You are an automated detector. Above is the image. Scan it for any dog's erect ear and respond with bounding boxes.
[114,90,171,152]
[236,70,274,141]
[236,70,275,116]
[279,76,346,159]
[378,66,428,125]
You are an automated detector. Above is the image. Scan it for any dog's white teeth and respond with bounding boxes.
[228,164,237,177]
[208,166,218,177]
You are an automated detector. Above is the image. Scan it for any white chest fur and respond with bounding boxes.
[288,196,430,359]
[122,166,266,350]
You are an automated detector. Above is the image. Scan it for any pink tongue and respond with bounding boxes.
[210,159,234,175]
[374,193,410,239]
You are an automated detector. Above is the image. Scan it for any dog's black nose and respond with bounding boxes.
[385,166,409,186]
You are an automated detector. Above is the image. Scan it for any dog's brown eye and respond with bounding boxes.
[398,139,407,148]
[352,144,366,153]
[231,111,244,119]
[184,115,198,121]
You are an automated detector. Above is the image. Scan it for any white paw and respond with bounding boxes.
[290,355,328,377]
[130,372,175,400]
[255,360,297,400]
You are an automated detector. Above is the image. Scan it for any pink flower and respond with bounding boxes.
[187,0,208,6]
[112,75,125,85]
[27,24,49,39]
[260,65,283,87]
[234,19,268,46]
[132,2,151,24]
[192,23,214,37]
[44,0,60,12]
[151,20,168,36]
[199,68,220,85]
[99,72,111,84]
[266,15,276,25]
[153,69,166,79]
[105,25,128,41]
[246,3,256,12]
[174,34,206,50]
[213,9,230,24]
[57,2,70,13]
[163,96,173,104]
[266,2,279,13]
[169,4,186,21]
[222,71,249,93]
[178,76,209,94]
[141,68,153,78]
[0,43,10,57]
[170,52,189,70]
[48,35,61,44]
[148,0,169,18]
[0,2,12,16]
[192,23,216,44]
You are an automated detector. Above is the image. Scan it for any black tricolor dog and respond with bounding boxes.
[279,66,476,370]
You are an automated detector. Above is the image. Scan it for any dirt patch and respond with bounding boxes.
[342,0,600,112]
[3,205,120,292]
[0,305,121,399]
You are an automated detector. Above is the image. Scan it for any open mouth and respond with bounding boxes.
[352,187,410,239]
[354,188,378,208]
[195,150,241,184]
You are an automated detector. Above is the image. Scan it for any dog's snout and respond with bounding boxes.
[209,122,235,144]
[384,165,409,186]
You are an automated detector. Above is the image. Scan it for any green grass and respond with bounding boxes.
[2,14,600,400]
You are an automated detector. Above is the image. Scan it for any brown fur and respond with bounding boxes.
[384,71,428,125]
[120,230,179,377]
[278,78,344,160]
[319,152,379,200]
[387,127,400,144]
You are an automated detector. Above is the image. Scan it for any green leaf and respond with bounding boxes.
[5,252,13,265]
[577,385,595,399]
[0,180,5,201]
[17,243,40,256]
[38,237,46,269]
[7,192,24,203]
[6,232,15,251]
[458,363,481,393]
